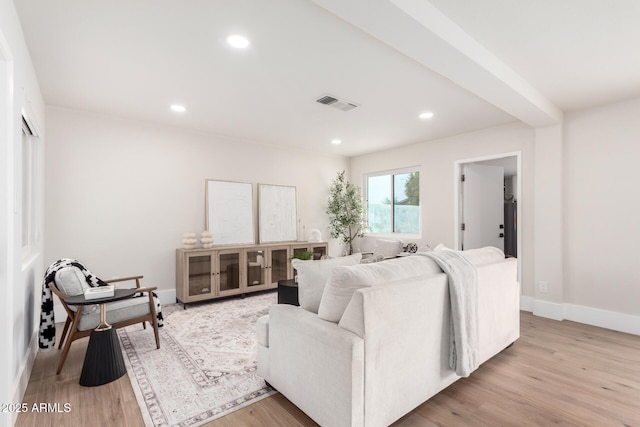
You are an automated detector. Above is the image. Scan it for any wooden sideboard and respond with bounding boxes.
[176,242,328,307]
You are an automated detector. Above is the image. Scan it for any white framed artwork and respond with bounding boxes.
[205,179,255,245]
[258,184,297,243]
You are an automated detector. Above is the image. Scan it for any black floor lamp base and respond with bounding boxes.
[79,329,126,387]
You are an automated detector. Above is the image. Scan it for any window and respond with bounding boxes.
[364,168,420,234]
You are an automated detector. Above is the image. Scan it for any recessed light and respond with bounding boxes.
[331,139,342,145]
[226,35,250,49]
[170,105,187,113]
[419,112,434,119]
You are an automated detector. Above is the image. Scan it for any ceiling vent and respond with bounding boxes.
[315,94,359,112]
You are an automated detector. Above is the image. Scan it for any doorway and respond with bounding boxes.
[454,152,522,279]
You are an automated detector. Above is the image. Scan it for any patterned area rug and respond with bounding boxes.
[118,291,277,427]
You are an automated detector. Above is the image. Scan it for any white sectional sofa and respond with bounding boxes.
[257,248,519,427]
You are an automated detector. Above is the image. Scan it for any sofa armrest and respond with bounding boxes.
[351,274,456,427]
[266,304,364,427]
[476,257,520,362]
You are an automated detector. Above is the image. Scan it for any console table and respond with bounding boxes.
[65,288,137,386]
[176,242,327,307]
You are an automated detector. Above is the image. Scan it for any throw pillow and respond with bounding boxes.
[55,266,91,296]
[433,244,505,265]
[291,253,362,313]
[372,238,403,258]
[459,246,505,265]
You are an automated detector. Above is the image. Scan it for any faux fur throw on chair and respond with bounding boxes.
[39,259,164,351]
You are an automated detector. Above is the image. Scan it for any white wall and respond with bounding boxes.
[564,97,640,318]
[45,106,349,302]
[350,122,536,296]
[351,98,640,333]
[0,2,46,426]
[533,125,564,318]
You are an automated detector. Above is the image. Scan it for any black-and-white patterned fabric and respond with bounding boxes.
[39,259,163,351]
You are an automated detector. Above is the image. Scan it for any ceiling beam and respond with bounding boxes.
[311,0,562,127]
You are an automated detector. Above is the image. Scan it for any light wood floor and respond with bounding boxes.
[16,312,640,427]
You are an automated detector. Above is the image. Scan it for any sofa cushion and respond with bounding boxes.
[317,256,441,323]
[353,236,377,254]
[459,246,505,265]
[291,254,362,313]
[433,244,505,266]
[372,239,403,258]
[338,272,445,338]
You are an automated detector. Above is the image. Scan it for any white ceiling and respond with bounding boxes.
[474,157,518,177]
[427,0,640,111]
[14,0,640,156]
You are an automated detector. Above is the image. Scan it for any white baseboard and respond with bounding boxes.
[520,295,533,312]
[520,295,564,320]
[155,288,176,305]
[532,299,564,321]
[520,295,640,336]
[563,303,640,336]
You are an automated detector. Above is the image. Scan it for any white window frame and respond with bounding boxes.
[21,113,40,259]
[362,166,421,238]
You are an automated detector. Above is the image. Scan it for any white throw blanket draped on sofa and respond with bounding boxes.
[418,251,479,377]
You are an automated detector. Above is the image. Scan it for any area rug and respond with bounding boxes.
[118,291,277,427]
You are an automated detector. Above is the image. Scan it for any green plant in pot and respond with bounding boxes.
[326,170,365,255]
[290,250,314,284]
[290,250,313,261]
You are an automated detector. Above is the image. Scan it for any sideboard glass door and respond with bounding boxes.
[246,249,268,290]
[218,250,242,296]
[312,245,327,260]
[269,247,290,287]
[187,254,214,297]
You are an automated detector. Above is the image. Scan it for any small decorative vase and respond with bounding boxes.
[182,232,197,249]
[200,231,214,249]
[308,229,322,242]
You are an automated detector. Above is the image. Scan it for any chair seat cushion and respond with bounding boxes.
[77,296,151,331]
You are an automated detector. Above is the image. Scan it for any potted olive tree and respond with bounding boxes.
[326,171,365,255]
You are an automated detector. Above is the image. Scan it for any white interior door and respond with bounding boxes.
[461,163,504,250]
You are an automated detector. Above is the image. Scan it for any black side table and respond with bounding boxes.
[65,288,137,386]
[277,279,299,306]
